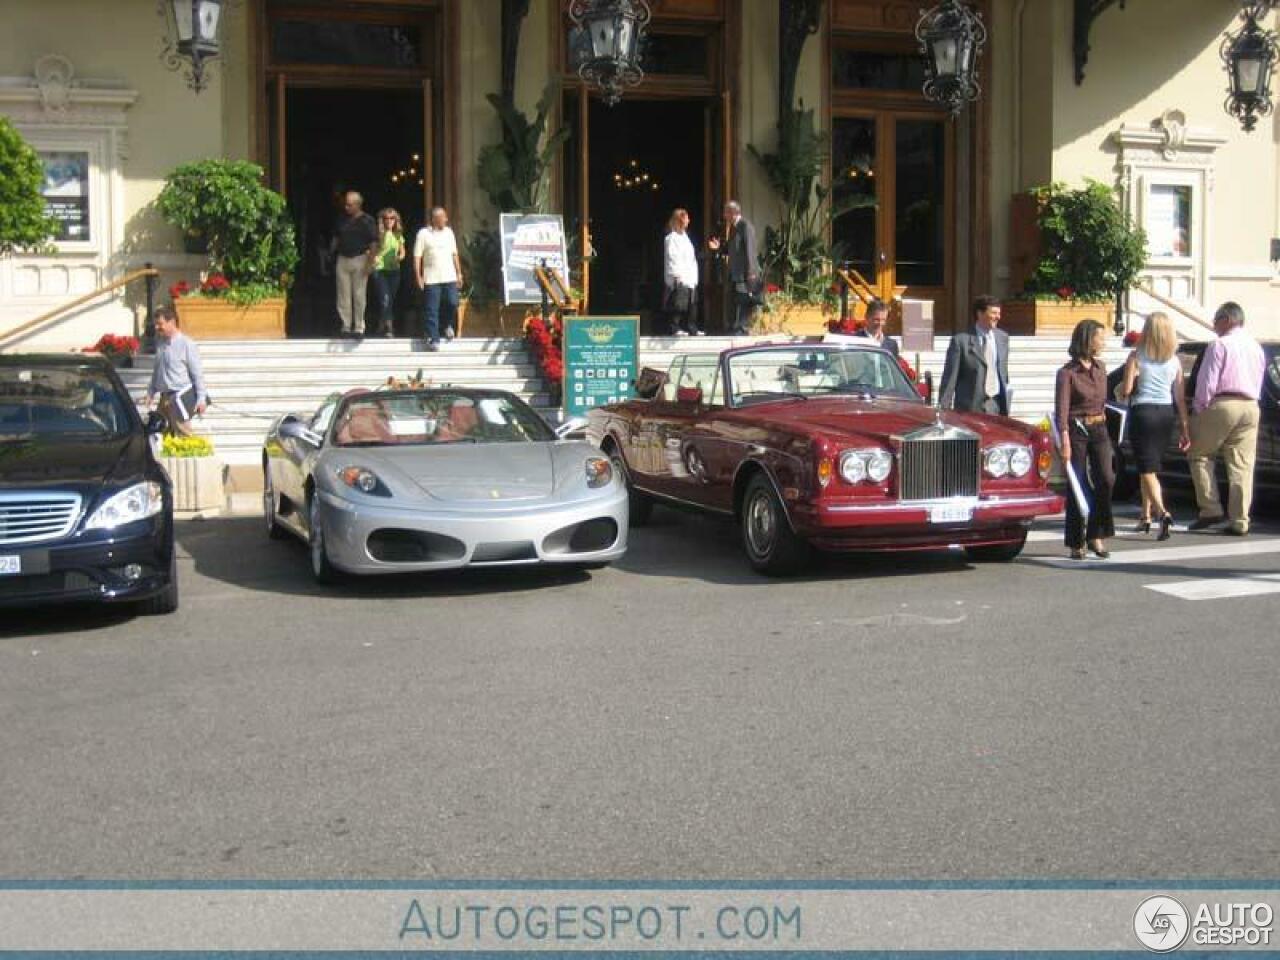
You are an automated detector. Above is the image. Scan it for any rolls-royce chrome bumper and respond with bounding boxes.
[315,485,629,574]
[792,491,1064,547]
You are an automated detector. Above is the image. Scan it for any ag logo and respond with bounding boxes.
[1134,896,1190,952]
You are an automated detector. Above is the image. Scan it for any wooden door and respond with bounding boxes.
[832,109,953,332]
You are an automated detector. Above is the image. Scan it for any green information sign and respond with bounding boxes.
[562,315,640,417]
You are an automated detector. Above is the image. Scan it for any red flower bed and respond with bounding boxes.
[85,333,140,358]
[169,279,192,300]
[200,272,231,295]
[524,313,564,385]
[827,315,866,335]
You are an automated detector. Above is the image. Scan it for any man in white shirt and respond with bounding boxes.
[413,206,462,351]
[662,208,703,336]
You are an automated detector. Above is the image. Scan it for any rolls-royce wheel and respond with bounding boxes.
[263,464,287,540]
[136,545,179,616]
[309,495,342,585]
[610,451,653,527]
[964,530,1028,563]
[741,473,810,576]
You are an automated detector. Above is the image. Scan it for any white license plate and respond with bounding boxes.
[0,555,21,576]
[929,504,974,524]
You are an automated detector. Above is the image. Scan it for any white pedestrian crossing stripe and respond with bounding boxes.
[1024,539,1280,568]
[1145,574,1280,601]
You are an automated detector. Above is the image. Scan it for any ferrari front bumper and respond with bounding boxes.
[315,485,629,574]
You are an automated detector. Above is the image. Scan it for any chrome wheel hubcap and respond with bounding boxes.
[746,492,775,557]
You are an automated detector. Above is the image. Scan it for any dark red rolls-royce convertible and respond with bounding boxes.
[587,342,1064,574]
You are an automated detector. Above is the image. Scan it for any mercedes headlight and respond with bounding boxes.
[585,457,613,488]
[338,466,389,496]
[85,482,164,531]
[839,449,893,485]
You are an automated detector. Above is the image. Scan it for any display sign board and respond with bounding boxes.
[562,316,639,417]
[499,213,569,305]
[39,150,91,243]
[1146,183,1192,258]
[900,298,934,353]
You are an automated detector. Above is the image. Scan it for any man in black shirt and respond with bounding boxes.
[332,191,379,338]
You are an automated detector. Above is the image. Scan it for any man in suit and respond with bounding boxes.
[939,295,1011,415]
[708,200,758,334]
[855,298,899,357]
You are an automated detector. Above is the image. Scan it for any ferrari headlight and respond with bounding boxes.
[839,448,893,485]
[85,482,164,530]
[1008,445,1033,477]
[983,446,1011,478]
[585,457,613,488]
[338,466,389,496]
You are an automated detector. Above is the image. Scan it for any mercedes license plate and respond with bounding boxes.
[929,504,973,524]
[0,555,20,576]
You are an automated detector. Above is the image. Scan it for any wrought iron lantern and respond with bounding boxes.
[1221,0,1278,133]
[568,0,651,106]
[160,0,224,93]
[915,0,988,117]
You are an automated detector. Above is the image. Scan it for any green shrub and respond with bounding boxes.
[156,159,299,302]
[0,117,57,256]
[1022,180,1147,302]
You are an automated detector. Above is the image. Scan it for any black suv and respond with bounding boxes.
[0,354,177,614]
[1108,340,1280,500]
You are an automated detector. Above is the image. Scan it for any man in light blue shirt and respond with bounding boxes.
[145,305,207,435]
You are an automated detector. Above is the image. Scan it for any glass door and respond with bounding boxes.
[832,111,952,331]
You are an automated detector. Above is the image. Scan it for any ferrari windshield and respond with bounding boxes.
[332,390,554,446]
[726,346,918,405]
[0,364,133,440]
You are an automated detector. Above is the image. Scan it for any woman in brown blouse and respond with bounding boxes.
[1055,318,1115,559]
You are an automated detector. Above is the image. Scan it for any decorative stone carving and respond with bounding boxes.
[34,54,76,114]
[1155,109,1186,161]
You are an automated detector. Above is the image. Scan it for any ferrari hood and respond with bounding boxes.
[355,443,556,502]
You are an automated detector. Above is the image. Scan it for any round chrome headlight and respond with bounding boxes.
[983,446,1011,478]
[839,452,867,484]
[1008,445,1033,477]
[865,449,893,484]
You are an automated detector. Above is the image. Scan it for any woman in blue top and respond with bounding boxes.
[1118,312,1189,540]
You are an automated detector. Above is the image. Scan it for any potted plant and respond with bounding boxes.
[748,105,865,335]
[156,159,299,339]
[85,333,140,367]
[523,312,564,407]
[159,434,223,513]
[1003,180,1147,335]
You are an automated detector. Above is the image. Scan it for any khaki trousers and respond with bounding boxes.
[335,254,370,333]
[1188,397,1260,530]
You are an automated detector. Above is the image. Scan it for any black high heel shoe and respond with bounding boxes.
[1136,517,1151,534]
[1088,540,1111,559]
[1158,514,1173,541]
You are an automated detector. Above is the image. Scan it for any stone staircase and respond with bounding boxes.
[120,333,1133,478]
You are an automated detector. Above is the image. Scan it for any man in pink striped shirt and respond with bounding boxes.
[1188,301,1266,535]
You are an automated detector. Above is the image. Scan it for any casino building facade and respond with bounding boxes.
[1,0,1277,348]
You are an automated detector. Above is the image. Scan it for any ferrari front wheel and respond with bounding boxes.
[741,474,810,576]
[309,495,342,585]
[610,451,653,527]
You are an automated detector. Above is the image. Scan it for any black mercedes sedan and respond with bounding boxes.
[0,354,177,614]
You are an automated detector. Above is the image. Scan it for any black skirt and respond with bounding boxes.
[1129,403,1176,473]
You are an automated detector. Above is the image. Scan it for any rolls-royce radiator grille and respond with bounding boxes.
[0,494,82,545]
[899,437,979,501]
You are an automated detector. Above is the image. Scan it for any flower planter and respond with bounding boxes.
[458,300,531,338]
[1000,300,1116,336]
[756,303,834,336]
[173,297,287,340]
[161,456,224,513]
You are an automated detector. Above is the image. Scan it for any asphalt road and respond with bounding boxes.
[3,488,1278,882]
